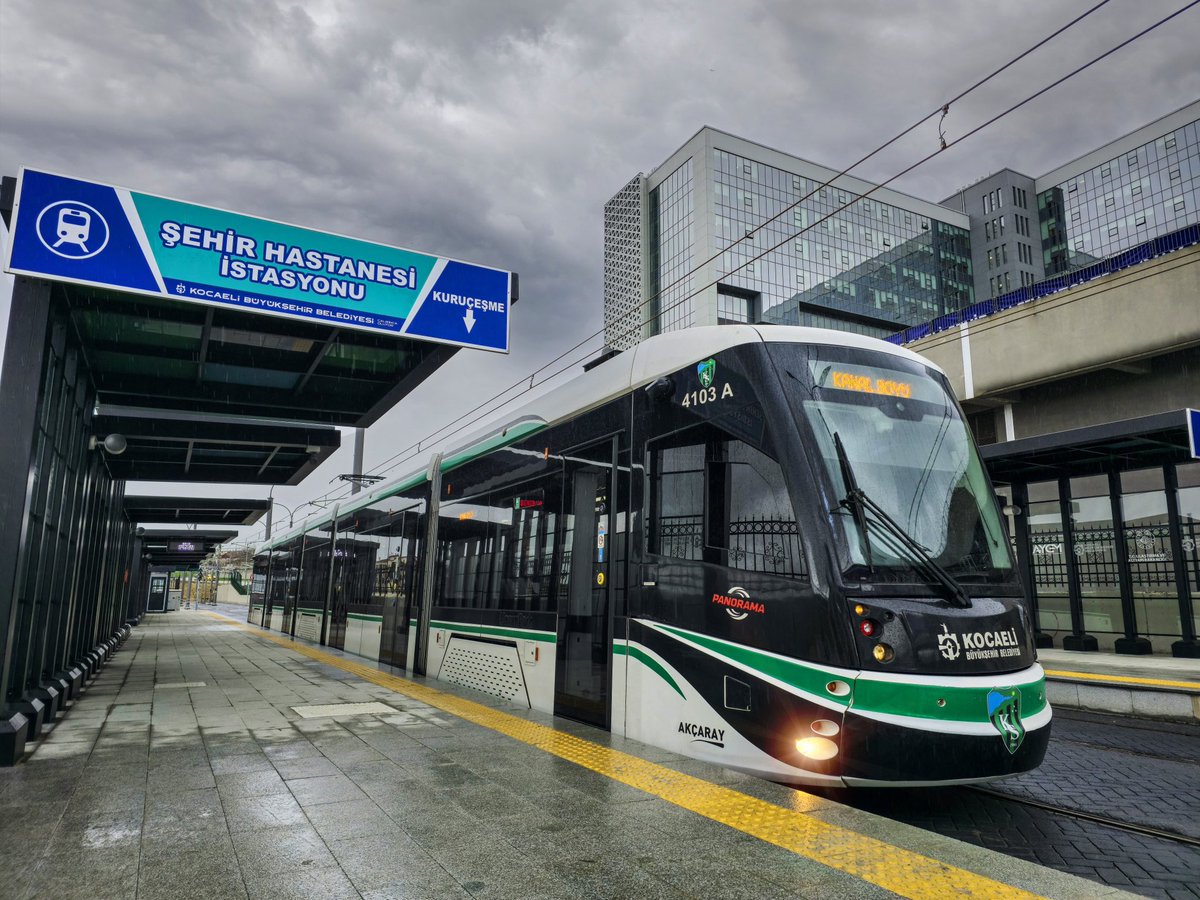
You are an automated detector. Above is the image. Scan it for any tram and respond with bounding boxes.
[251,325,1050,786]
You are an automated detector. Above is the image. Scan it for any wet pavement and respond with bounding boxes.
[0,610,1146,900]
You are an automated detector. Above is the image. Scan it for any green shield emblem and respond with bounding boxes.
[697,359,716,388]
[987,687,1025,754]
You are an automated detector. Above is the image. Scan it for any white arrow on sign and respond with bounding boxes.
[464,308,476,333]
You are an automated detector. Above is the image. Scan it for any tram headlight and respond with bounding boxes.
[795,736,839,760]
[872,643,895,663]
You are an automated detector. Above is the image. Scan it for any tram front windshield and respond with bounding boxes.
[772,345,1013,583]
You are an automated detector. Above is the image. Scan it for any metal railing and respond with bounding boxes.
[889,223,1200,346]
[657,515,808,578]
[1029,522,1199,590]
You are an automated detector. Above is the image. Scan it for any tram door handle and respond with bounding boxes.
[641,565,657,587]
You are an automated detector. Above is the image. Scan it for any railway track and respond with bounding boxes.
[969,785,1200,849]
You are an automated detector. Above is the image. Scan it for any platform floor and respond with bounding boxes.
[0,612,1138,900]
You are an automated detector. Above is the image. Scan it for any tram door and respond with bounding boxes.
[379,510,422,669]
[146,571,169,613]
[554,439,614,728]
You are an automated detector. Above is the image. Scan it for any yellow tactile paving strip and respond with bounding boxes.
[210,614,1045,900]
[1043,669,1200,692]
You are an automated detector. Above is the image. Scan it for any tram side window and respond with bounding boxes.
[499,489,558,613]
[724,440,807,578]
[437,502,502,610]
[436,479,566,614]
[648,423,807,579]
[250,556,269,603]
[647,444,706,561]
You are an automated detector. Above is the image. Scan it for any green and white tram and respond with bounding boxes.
[250,325,1050,786]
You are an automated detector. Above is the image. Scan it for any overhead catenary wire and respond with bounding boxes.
[272,0,1195,532]
[343,0,1124,492]
[348,1,1148,484]
[619,0,1120,330]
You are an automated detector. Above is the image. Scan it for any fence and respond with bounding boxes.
[1029,521,1200,591]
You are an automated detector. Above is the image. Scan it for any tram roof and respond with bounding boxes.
[259,325,938,551]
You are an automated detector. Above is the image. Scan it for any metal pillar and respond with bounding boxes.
[1011,482,1053,648]
[414,454,442,676]
[320,504,340,647]
[1109,468,1152,654]
[1164,463,1200,658]
[352,429,365,494]
[1059,476,1099,652]
[0,277,54,760]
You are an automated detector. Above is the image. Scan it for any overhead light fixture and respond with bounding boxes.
[88,434,128,456]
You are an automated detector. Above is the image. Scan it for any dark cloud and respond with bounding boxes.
[2,0,1196,538]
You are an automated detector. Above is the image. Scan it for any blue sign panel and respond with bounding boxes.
[1189,408,1200,459]
[4,168,513,352]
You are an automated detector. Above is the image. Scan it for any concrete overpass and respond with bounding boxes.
[906,242,1199,441]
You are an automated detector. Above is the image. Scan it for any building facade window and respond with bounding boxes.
[647,159,695,337]
[711,146,973,333]
[1037,119,1199,276]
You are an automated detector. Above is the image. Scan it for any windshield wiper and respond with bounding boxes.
[833,432,874,572]
[833,431,971,609]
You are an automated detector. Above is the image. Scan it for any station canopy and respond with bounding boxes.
[57,281,453,484]
[123,496,270,526]
[138,528,238,569]
[981,410,1194,483]
[2,170,515,496]
[72,282,457,428]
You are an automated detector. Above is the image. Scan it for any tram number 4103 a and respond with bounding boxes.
[681,384,735,407]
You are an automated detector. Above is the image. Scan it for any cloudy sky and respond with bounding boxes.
[2,0,1198,544]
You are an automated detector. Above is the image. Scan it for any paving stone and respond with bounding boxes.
[272,755,343,781]
[210,752,276,775]
[21,846,140,900]
[233,823,338,876]
[216,768,291,799]
[9,610,1178,900]
[241,864,361,900]
[302,797,399,840]
[137,843,246,900]
[286,772,369,806]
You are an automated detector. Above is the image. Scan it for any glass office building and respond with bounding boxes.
[941,101,1200,295]
[603,128,974,349]
[1038,113,1198,276]
[610,103,1199,348]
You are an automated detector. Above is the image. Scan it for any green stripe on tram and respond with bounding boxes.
[654,623,850,708]
[440,420,547,473]
[430,620,556,644]
[651,622,1046,724]
[347,613,383,622]
[616,642,686,700]
[851,672,1046,722]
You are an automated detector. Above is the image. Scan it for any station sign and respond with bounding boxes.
[1189,408,1200,459]
[4,168,513,352]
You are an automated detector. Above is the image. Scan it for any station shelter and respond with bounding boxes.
[0,168,515,763]
[984,411,1199,658]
